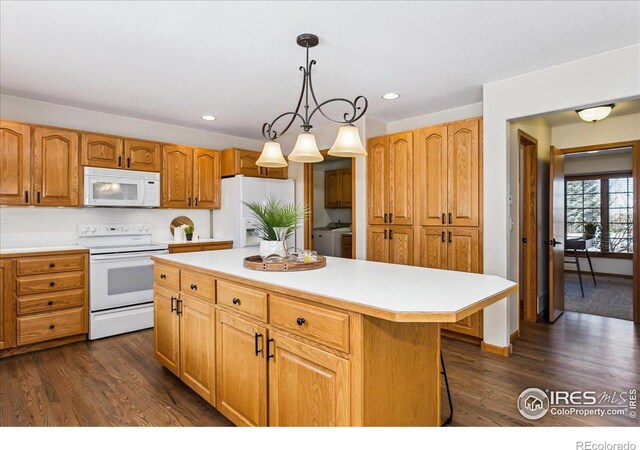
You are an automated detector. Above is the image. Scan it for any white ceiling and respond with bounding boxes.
[1,1,639,139]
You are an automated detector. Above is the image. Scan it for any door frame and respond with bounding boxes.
[303,150,356,258]
[554,139,639,324]
[518,130,539,322]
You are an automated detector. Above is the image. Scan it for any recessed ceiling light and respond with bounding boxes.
[201,115,216,121]
[382,93,400,100]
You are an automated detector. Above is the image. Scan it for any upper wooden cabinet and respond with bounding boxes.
[367,132,413,225]
[32,126,80,207]
[162,146,220,209]
[0,121,31,205]
[416,118,481,227]
[325,168,352,208]
[221,148,288,179]
[81,133,161,172]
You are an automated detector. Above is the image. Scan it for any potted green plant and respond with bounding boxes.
[584,222,598,240]
[183,225,194,241]
[243,197,307,258]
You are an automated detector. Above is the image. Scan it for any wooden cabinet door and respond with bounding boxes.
[153,287,180,376]
[193,148,221,209]
[268,332,350,426]
[367,136,388,224]
[162,145,193,208]
[124,139,161,172]
[388,132,413,225]
[180,295,216,404]
[447,228,480,273]
[339,168,352,207]
[388,226,414,266]
[447,119,481,227]
[0,121,31,205]
[366,226,388,263]
[419,227,447,269]
[264,166,287,179]
[80,133,123,169]
[32,127,79,206]
[216,311,267,427]
[0,260,16,350]
[417,126,448,226]
[325,170,340,208]
[237,150,262,178]
[443,311,483,338]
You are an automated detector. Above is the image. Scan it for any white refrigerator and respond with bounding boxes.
[211,175,296,249]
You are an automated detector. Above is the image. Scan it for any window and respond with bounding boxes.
[565,173,633,255]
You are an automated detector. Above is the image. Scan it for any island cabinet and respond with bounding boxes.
[152,260,447,426]
[161,145,221,209]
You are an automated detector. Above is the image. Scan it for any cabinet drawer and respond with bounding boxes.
[17,307,85,345]
[269,295,350,353]
[217,280,267,322]
[180,270,215,301]
[17,271,84,295]
[155,264,180,290]
[17,289,85,315]
[16,253,84,275]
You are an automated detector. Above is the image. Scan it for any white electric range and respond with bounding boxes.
[78,224,168,340]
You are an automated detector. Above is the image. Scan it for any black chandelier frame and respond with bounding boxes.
[261,34,368,142]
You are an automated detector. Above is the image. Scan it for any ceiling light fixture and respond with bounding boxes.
[259,33,368,167]
[576,104,615,123]
[201,115,216,121]
[382,93,400,100]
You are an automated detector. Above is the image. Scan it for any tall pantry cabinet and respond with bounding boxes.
[366,118,483,341]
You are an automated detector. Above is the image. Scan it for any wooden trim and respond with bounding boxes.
[560,140,637,155]
[153,257,517,323]
[441,329,481,345]
[565,171,632,181]
[0,334,86,359]
[518,129,538,323]
[0,248,89,260]
[633,142,639,324]
[480,341,512,357]
[510,329,520,343]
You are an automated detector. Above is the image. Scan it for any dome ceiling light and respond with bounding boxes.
[576,104,615,123]
[258,33,368,167]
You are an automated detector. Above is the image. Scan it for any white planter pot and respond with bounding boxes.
[260,239,286,258]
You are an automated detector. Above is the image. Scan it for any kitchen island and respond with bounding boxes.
[152,248,517,427]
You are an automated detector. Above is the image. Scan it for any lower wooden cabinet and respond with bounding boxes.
[366,226,413,265]
[216,311,267,426]
[268,332,350,426]
[153,286,216,404]
[0,260,16,350]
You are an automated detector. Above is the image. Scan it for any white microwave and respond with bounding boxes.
[84,167,160,208]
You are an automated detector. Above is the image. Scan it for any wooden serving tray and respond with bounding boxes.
[243,255,326,272]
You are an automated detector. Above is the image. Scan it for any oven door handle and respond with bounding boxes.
[90,251,168,261]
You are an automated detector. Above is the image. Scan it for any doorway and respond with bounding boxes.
[303,150,356,258]
[547,140,639,323]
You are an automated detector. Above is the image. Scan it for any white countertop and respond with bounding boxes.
[0,245,87,255]
[154,248,517,321]
[154,238,233,245]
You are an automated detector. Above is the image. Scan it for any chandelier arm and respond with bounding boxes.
[307,63,368,124]
[261,66,310,140]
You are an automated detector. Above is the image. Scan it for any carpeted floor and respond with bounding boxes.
[564,271,633,320]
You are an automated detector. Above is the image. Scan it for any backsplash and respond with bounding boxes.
[0,207,212,248]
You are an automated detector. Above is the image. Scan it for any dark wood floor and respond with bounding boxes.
[0,311,638,426]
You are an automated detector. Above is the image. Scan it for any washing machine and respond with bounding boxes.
[313,227,352,257]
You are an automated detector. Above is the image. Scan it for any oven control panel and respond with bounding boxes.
[79,224,152,236]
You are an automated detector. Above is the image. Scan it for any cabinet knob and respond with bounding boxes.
[48,300,54,306]
[190,284,197,290]
[49,324,55,330]
[49,263,56,268]
[296,317,306,326]
[160,274,167,279]
[49,281,55,287]
[232,297,241,305]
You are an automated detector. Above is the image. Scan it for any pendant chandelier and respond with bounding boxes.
[257,33,369,167]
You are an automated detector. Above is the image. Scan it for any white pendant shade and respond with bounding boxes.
[576,104,614,123]
[256,141,288,167]
[328,125,367,158]
[288,132,324,163]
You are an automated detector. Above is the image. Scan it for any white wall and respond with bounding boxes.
[0,95,263,247]
[483,44,640,347]
[312,159,352,228]
[386,102,483,133]
[508,117,552,332]
[552,112,640,149]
